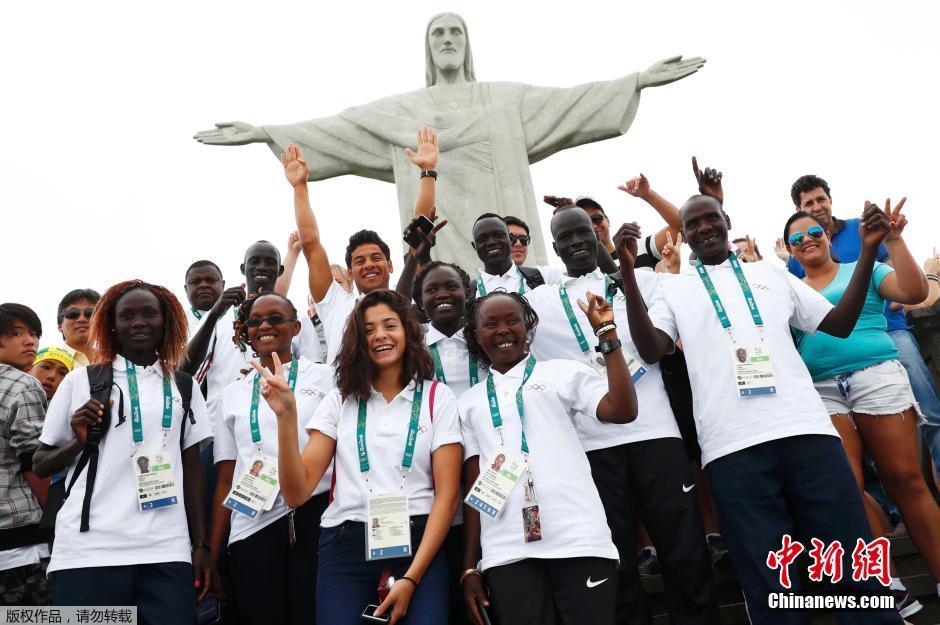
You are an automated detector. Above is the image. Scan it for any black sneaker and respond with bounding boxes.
[637,548,660,576]
[707,534,729,565]
[892,588,923,619]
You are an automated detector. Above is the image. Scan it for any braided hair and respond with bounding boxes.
[232,292,299,355]
[412,261,473,316]
[463,291,539,368]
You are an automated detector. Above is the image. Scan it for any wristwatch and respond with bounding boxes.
[595,338,622,355]
[420,170,438,179]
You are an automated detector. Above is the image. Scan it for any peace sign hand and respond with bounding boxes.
[577,291,615,333]
[249,353,296,420]
[738,235,759,262]
[884,197,908,241]
[660,231,683,274]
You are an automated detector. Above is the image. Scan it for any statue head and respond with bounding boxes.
[425,12,476,87]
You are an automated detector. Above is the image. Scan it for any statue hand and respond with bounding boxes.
[193,121,267,146]
[405,127,440,171]
[638,56,706,90]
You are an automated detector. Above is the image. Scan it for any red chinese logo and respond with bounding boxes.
[851,537,891,586]
[766,536,891,587]
[766,534,804,589]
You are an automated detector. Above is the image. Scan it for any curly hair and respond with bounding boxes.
[344,230,391,269]
[335,289,433,401]
[232,292,299,354]
[464,291,539,368]
[412,261,473,316]
[89,280,188,370]
[790,175,831,208]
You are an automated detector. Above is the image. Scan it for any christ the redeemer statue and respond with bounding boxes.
[194,12,704,270]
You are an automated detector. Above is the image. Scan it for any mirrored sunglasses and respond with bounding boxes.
[787,225,825,247]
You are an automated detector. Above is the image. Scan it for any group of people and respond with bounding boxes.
[2,125,940,625]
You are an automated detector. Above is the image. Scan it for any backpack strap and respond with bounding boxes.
[173,370,195,449]
[70,364,114,532]
[428,380,439,422]
[518,266,545,290]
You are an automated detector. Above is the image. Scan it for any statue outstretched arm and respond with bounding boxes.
[193,121,270,145]
[637,56,706,90]
[281,144,335,303]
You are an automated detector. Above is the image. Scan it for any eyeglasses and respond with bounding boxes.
[589,213,606,224]
[787,225,825,247]
[509,234,531,246]
[63,307,94,321]
[245,315,297,328]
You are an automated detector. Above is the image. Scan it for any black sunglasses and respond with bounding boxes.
[509,234,531,246]
[589,213,606,224]
[245,315,297,328]
[63,307,94,320]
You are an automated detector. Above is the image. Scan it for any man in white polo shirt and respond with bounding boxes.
[617,188,901,625]
[181,260,226,340]
[526,206,718,625]
[471,213,557,296]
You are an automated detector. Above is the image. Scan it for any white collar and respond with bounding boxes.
[112,354,166,378]
[425,323,466,347]
[560,267,606,285]
[489,356,532,381]
[369,378,420,403]
[479,263,520,281]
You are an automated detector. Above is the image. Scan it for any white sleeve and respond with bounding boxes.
[644,234,663,261]
[294,314,323,364]
[780,266,834,333]
[306,389,342,440]
[39,369,81,447]
[558,360,609,420]
[646,278,678,341]
[457,389,481,461]
[428,383,462,452]
[182,382,213,450]
[536,265,565,286]
[212,388,237,463]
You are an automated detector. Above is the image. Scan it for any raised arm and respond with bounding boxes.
[282,145,334,303]
[875,198,928,305]
[577,292,638,423]
[274,232,302,297]
[395,217,448,298]
[614,223,675,363]
[180,284,246,375]
[618,173,682,253]
[406,127,439,219]
[817,202,891,337]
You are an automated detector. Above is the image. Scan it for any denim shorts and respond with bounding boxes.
[814,359,923,424]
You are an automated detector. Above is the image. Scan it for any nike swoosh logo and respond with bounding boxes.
[682,483,695,493]
[586,577,609,588]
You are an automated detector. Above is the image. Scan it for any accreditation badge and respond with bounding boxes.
[465,448,525,519]
[732,344,777,397]
[365,494,411,561]
[223,453,280,519]
[591,349,648,384]
[132,448,179,511]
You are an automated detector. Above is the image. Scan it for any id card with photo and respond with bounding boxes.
[465,449,524,519]
[365,494,411,561]
[590,350,647,384]
[522,504,542,543]
[223,454,280,519]
[132,448,179,511]
[732,344,777,397]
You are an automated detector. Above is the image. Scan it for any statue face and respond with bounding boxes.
[428,14,467,73]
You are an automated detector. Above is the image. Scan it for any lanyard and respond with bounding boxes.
[485,355,537,455]
[126,360,173,447]
[477,270,526,297]
[694,254,764,340]
[429,341,480,387]
[356,380,425,480]
[249,358,299,446]
[558,275,613,353]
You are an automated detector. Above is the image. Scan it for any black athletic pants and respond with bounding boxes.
[486,557,618,625]
[587,437,720,625]
[226,492,329,625]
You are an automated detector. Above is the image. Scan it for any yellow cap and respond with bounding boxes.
[33,347,74,372]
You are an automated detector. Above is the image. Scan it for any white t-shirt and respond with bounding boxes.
[648,259,838,466]
[526,268,680,451]
[40,356,213,573]
[213,356,335,545]
[202,309,321,425]
[314,281,358,366]
[0,544,48,571]
[424,324,486,399]
[457,358,619,571]
[307,380,462,528]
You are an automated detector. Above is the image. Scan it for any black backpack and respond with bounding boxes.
[40,364,195,533]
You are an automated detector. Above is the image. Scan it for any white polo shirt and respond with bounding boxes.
[424,324,486,399]
[213,356,334,545]
[40,356,213,573]
[526,268,680,451]
[457,358,619,571]
[314,281,359,366]
[648,259,838,466]
[185,306,209,341]
[308,380,461,528]
[202,309,321,424]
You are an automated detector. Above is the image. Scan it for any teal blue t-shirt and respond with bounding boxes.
[793,261,898,381]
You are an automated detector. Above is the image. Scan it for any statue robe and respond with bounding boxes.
[263,74,641,270]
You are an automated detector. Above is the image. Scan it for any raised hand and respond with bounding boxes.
[280,144,309,188]
[405,127,440,171]
[211,284,246,319]
[924,249,940,275]
[193,121,267,146]
[638,55,706,89]
[774,238,791,263]
[613,222,642,268]
[249,352,296,419]
[577,291,615,332]
[884,197,908,241]
[738,235,759,262]
[618,174,651,200]
[543,195,574,209]
[660,231,683,274]
[287,231,301,253]
[692,156,723,205]
[403,215,449,259]
[859,201,890,250]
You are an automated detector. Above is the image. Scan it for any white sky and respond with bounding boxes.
[3,0,939,346]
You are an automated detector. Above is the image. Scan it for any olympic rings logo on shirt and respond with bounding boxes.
[525,384,546,392]
[418,425,428,434]
[298,388,322,397]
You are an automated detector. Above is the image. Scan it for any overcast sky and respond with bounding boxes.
[4,0,938,346]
